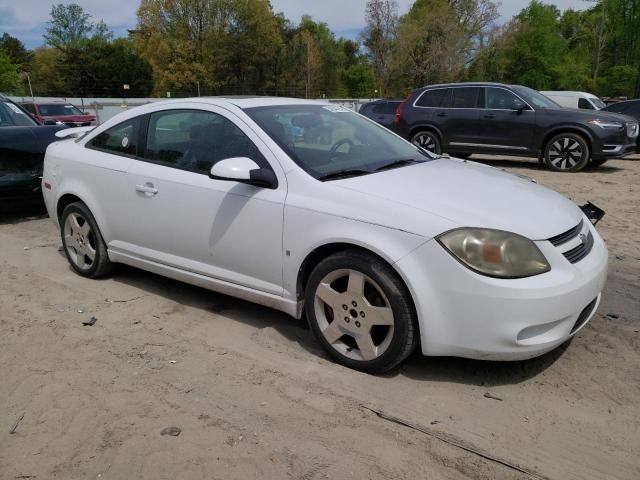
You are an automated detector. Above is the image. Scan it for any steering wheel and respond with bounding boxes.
[328,138,354,161]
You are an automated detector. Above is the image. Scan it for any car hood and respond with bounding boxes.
[41,115,95,122]
[333,159,583,240]
[548,107,637,124]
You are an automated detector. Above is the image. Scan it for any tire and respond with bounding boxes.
[591,158,608,167]
[411,130,442,155]
[543,133,590,172]
[305,250,420,374]
[60,202,112,278]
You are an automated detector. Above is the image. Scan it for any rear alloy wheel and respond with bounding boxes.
[543,133,590,172]
[305,250,419,373]
[411,131,441,155]
[60,202,112,278]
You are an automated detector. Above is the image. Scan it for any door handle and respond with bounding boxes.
[483,113,496,119]
[437,112,448,117]
[135,183,158,195]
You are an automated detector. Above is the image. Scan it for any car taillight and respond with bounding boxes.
[395,95,410,124]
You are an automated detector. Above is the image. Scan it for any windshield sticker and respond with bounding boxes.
[121,136,129,148]
[4,102,26,115]
[323,105,350,113]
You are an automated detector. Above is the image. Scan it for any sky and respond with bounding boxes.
[0,0,589,49]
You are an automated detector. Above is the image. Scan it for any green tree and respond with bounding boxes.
[0,51,21,94]
[0,33,33,71]
[44,3,111,50]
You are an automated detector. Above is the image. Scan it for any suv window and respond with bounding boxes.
[89,118,140,156]
[578,98,595,110]
[486,88,526,110]
[145,109,267,174]
[442,87,480,108]
[415,89,447,108]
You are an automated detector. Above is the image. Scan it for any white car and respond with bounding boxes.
[540,91,606,110]
[42,98,608,373]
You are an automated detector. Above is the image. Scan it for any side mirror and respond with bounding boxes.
[209,157,277,189]
[511,104,526,114]
[43,119,58,125]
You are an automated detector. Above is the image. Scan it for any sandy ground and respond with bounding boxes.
[1,156,639,480]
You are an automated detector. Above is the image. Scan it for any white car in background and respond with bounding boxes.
[42,97,608,373]
[540,91,606,110]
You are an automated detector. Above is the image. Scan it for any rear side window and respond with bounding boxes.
[144,109,267,174]
[88,117,140,157]
[442,88,481,108]
[415,89,447,107]
[578,98,595,110]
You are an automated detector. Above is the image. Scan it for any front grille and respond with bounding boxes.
[563,231,594,263]
[628,122,639,139]
[571,297,598,334]
[548,220,583,246]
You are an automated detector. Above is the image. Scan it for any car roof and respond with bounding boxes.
[419,82,509,90]
[197,96,326,109]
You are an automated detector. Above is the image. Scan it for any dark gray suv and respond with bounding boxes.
[395,82,639,172]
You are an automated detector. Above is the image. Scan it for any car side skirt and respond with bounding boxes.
[109,249,303,319]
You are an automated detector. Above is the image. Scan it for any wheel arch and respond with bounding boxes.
[54,185,111,242]
[408,124,443,143]
[295,242,419,323]
[541,126,593,154]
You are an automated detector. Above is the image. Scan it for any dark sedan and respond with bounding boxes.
[0,98,66,206]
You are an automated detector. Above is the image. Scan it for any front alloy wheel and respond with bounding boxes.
[305,250,419,373]
[543,133,590,172]
[411,131,441,155]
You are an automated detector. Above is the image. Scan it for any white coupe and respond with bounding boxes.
[42,97,608,373]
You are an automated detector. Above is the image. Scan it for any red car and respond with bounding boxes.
[19,102,96,127]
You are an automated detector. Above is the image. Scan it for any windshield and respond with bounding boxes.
[39,104,84,116]
[589,97,606,110]
[245,104,432,180]
[512,86,561,109]
[0,101,38,127]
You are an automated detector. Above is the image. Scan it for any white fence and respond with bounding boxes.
[8,96,376,124]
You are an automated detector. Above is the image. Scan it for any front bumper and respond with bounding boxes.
[396,218,608,360]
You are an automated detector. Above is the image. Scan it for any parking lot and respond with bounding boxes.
[1,155,639,480]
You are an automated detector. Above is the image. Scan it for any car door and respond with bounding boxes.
[432,87,481,149]
[474,87,535,152]
[119,106,286,296]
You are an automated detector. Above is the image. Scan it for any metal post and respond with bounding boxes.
[26,72,34,100]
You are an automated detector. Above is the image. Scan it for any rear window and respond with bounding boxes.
[415,89,447,108]
[372,102,400,114]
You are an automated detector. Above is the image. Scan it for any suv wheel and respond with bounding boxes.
[543,133,590,172]
[305,250,420,374]
[411,131,441,155]
[60,202,112,278]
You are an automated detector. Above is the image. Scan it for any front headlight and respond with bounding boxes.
[437,228,551,279]
[588,119,623,129]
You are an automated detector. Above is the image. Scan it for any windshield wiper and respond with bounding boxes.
[375,158,422,172]
[318,169,372,181]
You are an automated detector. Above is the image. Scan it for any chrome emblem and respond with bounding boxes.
[579,233,587,244]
